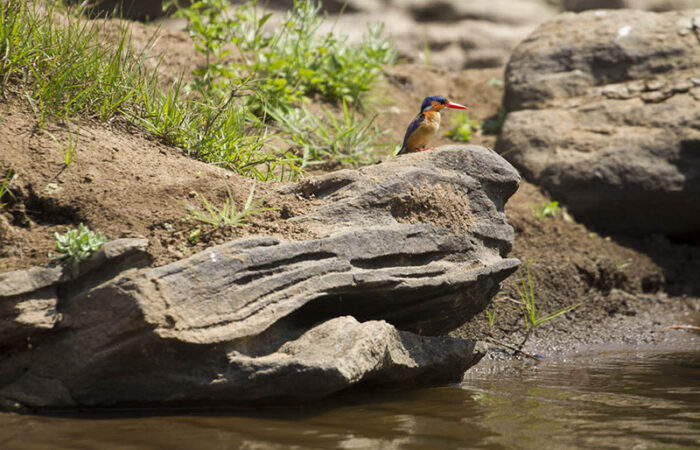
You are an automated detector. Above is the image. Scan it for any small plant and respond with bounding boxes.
[188,228,201,244]
[51,223,107,275]
[47,125,79,167]
[0,168,13,208]
[534,200,561,219]
[486,309,497,329]
[422,41,431,66]
[445,112,480,143]
[514,261,580,331]
[183,182,274,227]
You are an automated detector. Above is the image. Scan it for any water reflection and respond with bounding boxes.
[1,351,698,449]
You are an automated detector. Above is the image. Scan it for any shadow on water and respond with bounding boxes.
[1,350,699,449]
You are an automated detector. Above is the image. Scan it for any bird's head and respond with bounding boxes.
[420,96,468,113]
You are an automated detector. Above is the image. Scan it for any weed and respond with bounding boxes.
[486,309,497,329]
[188,228,201,244]
[183,182,274,227]
[445,112,481,143]
[0,168,13,208]
[47,124,79,167]
[514,261,580,331]
[51,223,107,275]
[534,200,561,219]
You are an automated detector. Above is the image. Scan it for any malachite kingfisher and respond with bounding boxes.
[397,96,468,155]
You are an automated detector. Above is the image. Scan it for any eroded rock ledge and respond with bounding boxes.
[0,145,519,410]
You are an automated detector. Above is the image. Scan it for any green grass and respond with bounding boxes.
[266,99,387,168]
[50,223,107,275]
[182,182,275,227]
[514,261,580,331]
[1,0,394,181]
[0,168,13,208]
[47,124,79,167]
[169,0,396,111]
[169,0,395,170]
[486,309,497,329]
[0,0,153,126]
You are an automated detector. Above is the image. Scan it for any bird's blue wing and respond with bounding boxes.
[398,113,425,155]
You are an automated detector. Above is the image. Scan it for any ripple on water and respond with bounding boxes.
[0,351,698,449]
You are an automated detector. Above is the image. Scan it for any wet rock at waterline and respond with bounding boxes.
[0,146,519,410]
[498,9,700,236]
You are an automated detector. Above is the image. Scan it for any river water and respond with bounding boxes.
[1,350,698,449]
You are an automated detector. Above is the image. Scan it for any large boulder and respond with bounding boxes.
[0,146,520,410]
[497,9,700,236]
[560,0,697,12]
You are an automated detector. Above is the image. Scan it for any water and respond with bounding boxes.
[1,351,698,449]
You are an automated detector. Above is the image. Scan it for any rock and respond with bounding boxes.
[0,239,150,349]
[270,0,557,69]
[402,0,556,26]
[65,0,166,19]
[497,9,700,236]
[560,0,697,12]
[0,146,519,410]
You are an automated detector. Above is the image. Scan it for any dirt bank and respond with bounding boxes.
[1,15,698,361]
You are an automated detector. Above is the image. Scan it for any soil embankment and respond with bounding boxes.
[0,2,698,409]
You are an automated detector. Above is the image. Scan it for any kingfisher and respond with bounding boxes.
[397,96,468,155]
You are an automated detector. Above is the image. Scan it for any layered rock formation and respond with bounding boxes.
[497,9,700,235]
[0,146,519,410]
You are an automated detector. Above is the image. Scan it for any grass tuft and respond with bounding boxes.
[0,168,13,208]
[182,182,275,227]
[514,261,580,331]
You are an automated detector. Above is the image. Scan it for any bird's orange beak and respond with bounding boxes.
[446,102,468,110]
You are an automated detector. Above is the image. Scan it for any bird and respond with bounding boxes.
[397,96,468,155]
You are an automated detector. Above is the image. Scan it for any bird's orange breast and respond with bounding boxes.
[405,111,441,152]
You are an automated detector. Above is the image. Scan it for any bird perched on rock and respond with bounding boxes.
[397,96,468,155]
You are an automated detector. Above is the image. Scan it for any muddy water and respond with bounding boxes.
[1,350,698,449]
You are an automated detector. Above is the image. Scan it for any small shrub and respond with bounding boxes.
[51,223,106,275]
[445,112,480,143]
